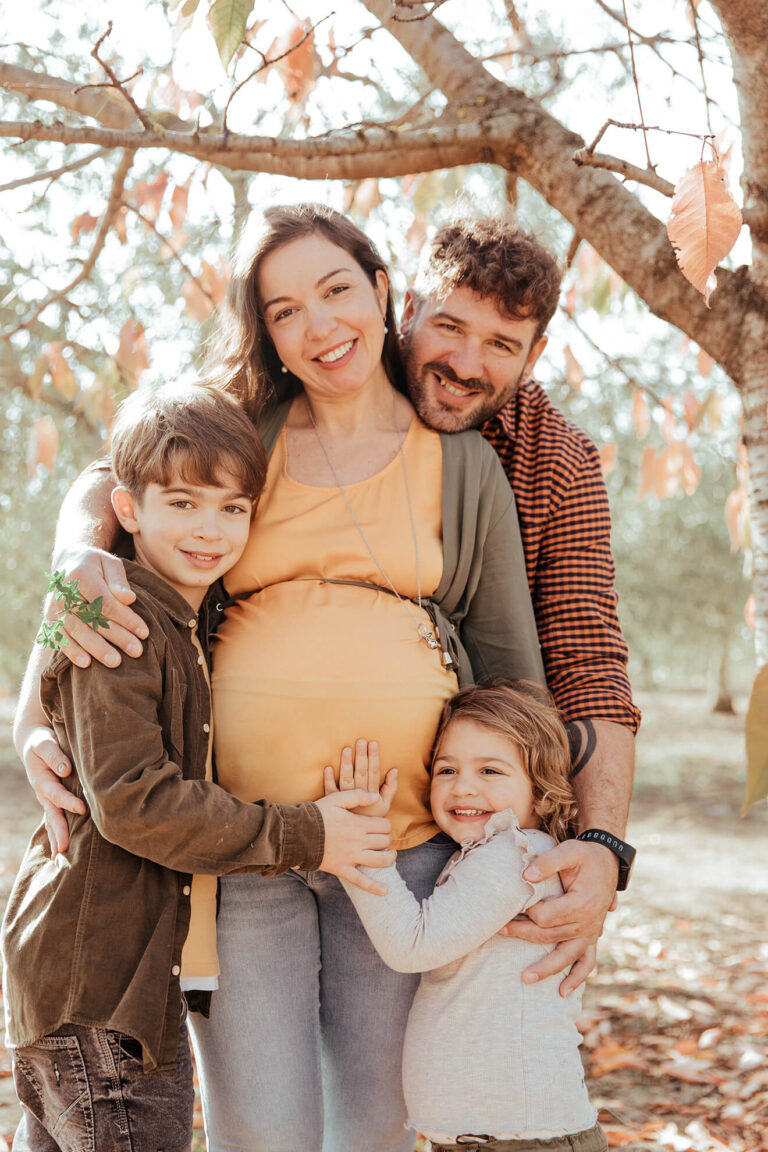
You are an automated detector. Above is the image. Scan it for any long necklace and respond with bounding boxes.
[305,394,441,653]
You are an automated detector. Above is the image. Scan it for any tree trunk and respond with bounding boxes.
[712,640,736,715]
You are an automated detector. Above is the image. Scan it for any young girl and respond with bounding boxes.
[325,680,608,1152]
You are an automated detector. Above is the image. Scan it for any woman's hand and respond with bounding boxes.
[323,739,398,818]
[48,548,148,667]
[21,725,87,857]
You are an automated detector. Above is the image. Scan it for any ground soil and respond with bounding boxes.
[0,690,765,1151]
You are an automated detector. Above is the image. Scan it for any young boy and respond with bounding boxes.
[2,383,391,1152]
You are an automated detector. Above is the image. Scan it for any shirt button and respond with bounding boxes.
[171,965,181,976]
[197,655,204,665]
[188,619,196,629]
[203,723,210,733]
[182,885,191,895]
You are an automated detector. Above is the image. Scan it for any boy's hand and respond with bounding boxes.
[48,548,148,668]
[323,740,398,818]
[315,789,395,895]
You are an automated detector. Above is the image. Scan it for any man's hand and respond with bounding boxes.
[21,725,87,857]
[501,840,619,996]
[49,549,148,667]
[323,739,398,818]
[315,788,395,895]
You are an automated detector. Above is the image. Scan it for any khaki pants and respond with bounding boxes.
[429,1122,608,1152]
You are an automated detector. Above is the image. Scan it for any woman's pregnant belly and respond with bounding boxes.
[212,581,458,850]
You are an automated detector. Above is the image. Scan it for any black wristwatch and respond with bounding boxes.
[576,829,636,891]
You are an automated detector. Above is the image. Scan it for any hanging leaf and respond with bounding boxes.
[45,343,78,400]
[27,417,59,476]
[724,487,746,551]
[70,212,99,244]
[679,442,701,495]
[208,0,256,70]
[182,278,214,322]
[654,444,680,499]
[170,178,191,236]
[682,389,700,431]
[599,442,616,477]
[564,345,583,390]
[270,19,320,105]
[697,348,713,378]
[26,356,47,400]
[660,396,676,445]
[667,160,742,306]
[131,171,169,223]
[632,390,650,439]
[115,318,149,388]
[637,446,656,500]
[351,179,382,219]
[697,388,723,431]
[113,205,128,244]
[200,258,230,308]
[563,283,578,318]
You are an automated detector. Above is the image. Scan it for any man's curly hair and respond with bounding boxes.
[415,213,562,343]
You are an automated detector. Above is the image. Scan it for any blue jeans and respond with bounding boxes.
[12,1021,194,1152]
[188,834,456,1152]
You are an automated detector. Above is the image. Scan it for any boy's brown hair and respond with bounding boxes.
[109,382,267,507]
[414,211,562,344]
[433,680,576,841]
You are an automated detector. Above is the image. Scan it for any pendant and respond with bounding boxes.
[417,623,440,650]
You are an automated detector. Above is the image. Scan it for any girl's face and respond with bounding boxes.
[258,232,390,405]
[430,718,539,842]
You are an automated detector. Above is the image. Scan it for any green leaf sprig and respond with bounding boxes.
[36,571,111,652]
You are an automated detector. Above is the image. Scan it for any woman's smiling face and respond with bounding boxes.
[259,232,390,404]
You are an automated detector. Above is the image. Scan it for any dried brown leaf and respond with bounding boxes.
[27,417,58,476]
[667,160,742,305]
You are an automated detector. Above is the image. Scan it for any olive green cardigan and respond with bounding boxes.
[256,402,545,689]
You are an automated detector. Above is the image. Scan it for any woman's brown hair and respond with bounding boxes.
[205,203,406,424]
[433,680,576,842]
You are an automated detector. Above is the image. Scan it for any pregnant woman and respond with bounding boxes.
[15,205,545,1152]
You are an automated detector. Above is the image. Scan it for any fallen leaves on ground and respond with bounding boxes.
[580,904,767,1151]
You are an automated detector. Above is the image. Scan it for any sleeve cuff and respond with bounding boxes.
[276,802,325,872]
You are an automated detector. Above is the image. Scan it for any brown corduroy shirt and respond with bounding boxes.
[1,561,324,1071]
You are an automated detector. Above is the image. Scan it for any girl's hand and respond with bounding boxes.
[324,739,397,818]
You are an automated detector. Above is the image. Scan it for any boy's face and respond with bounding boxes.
[111,468,253,609]
[430,718,538,842]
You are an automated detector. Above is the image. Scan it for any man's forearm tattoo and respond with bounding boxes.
[566,719,597,777]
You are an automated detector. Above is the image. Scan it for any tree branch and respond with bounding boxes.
[0,116,498,175]
[573,148,675,196]
[0,61,141,129]
[0,147,107,192]
[2,149,136,340]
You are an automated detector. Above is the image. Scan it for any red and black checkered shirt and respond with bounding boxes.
[482,379,640,733]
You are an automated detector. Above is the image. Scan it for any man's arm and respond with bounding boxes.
[50,462,147,665]
[503,720,634,994]
[497,405,638,991]
[15,462,151,853]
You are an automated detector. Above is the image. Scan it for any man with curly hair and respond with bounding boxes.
[401,214,639,993]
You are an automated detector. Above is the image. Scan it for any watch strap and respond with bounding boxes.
[576,828,636,891]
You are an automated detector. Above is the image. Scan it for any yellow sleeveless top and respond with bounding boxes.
[212,417,458,849]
